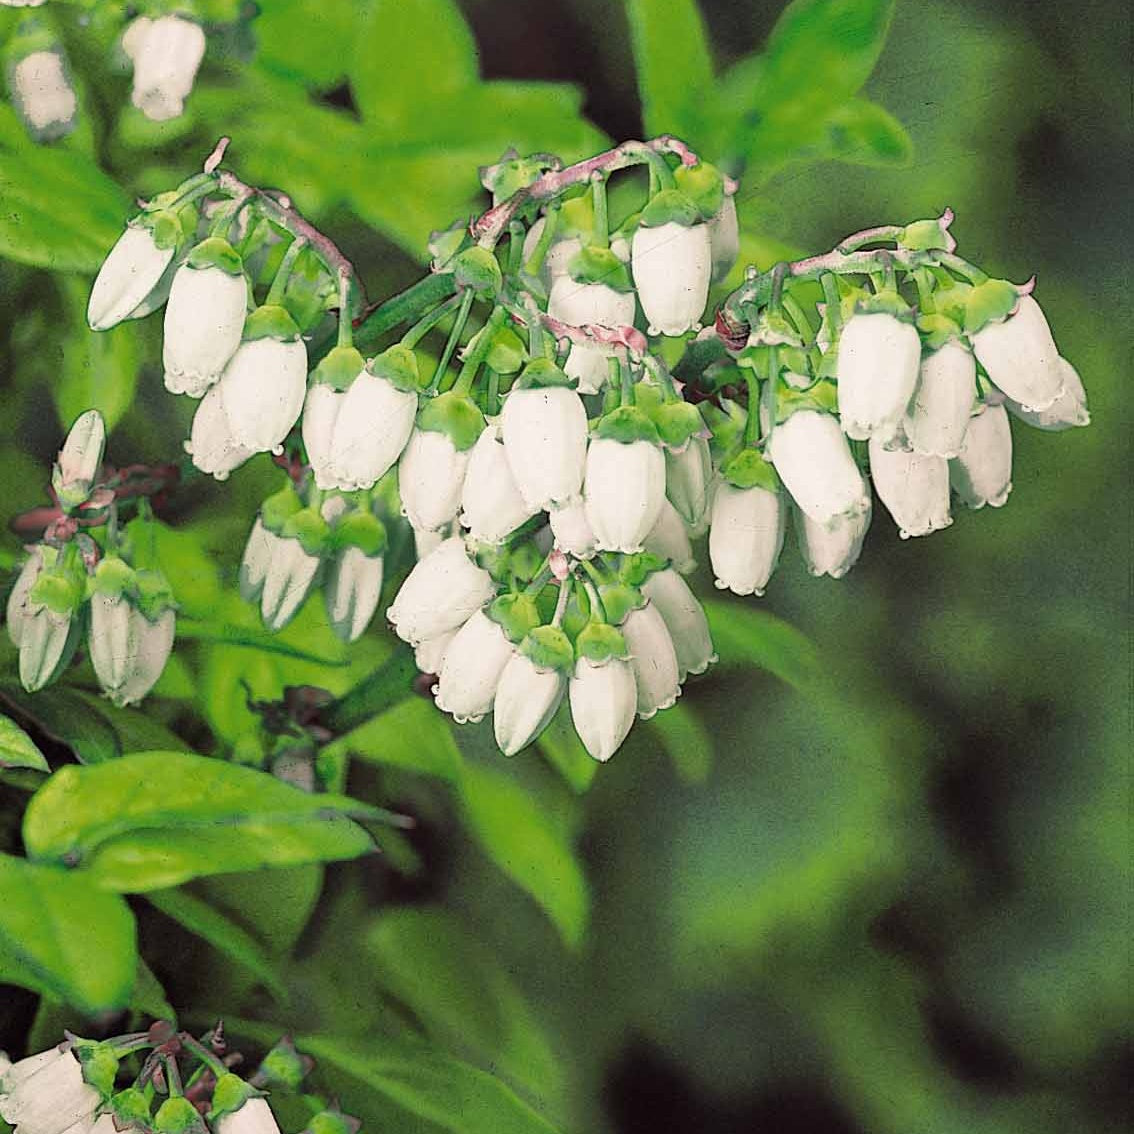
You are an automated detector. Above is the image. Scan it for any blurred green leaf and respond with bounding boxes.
[0,712,48,771]
[818,96,913,166]
[22,751,382,890]
[536,704,598,793]
[71,692,193,754]
[0,853,136,1013]
[702,599,820,688]
[131,958,176,1023]
[626,0,715,138]
[648,701,712,783]
[0,680,122,764]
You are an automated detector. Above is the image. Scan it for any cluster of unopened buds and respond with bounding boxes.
[62,135,1092,761]
[0,1026,356,1134]
[2,0,209,140]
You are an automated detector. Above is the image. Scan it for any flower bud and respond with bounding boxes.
[257,535,320,631]
[584,429,666,554]
[9,549,83,693]
[163,239,248,397]
[621,601,680,719]
[1005,357,1090,430]
[210,1073,281,1134]
[459,423,536,544]
[0,1046,101,1134]
[836,312,921,442]
[88,592,176,707]
[8,48,76,141]
[971,294,1064,412]
[642,497,695,573]
[640,568,715,681]
[501,386,588,511]
[632,195,712,335]
[904,340,976,458]
[301,382,346,489]
[868,436,951,539]
[387,536,495,646]
[238,518,276,602]
[399,428,472,534]
[548,276,636,394]
[794,494,871,579]
[217,306,308,454]
[122,15,206,122]
[435,609,515,723]
[494,649,566,756]
[665,434,714,533]
[569,655,637,762]
[767,409,870,528]
[709,482,786,596]
[324,546,383,643]
[708,194,740,283]
[549,500,596,559]
[52,409,105,510]
[185,384,254,480]
[950,404,1013,509]
[88,222,176,332]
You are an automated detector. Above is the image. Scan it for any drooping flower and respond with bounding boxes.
[836,312,921,442]
[52,409,106,510]
[708,193,740,283]
[569,651,637,762]
[793,495,872,580]
[240,516,322,633]
[631,191,712,336]
[549,500,597,559]
[121,15,206,122]
[664,434,714,533]
[185,383,254,480]
[494,624,573,755]
[642,497,696,573]
[8,49,76,140]
[459,422,537,544]
[1005,357,1090,430]
[87,222,176,332]
[324,545,384,643]
[88,588,176,706]
[415,629,455,676]
[971,294,1065,412]
[0,1045,102,1134]
[547,274,636,394]
[435,608,517,723]
[709,481,786,596]
[640,567,716,681]
[950,403,1013,509]
[867,436,951,538]
[6,548,82,693]
[904,339,976,458]
[620,600,680,719]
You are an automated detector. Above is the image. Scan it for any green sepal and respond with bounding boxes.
[559,191,594,239]
[520,624,575,673]
[110,1088,154,1125]
[311,345,365,391]
[574,621,629,663]
[502,539,546,583]
[650,401,707,449]
[90,555,136,599]
[280,508,330,556]
[721,448,779,491]
[76,1041,119,1095]
[370,343,422,393]
[516,357,573,389]
[916,313,964,352]
[700,398,747,464]
[417,390,486,452]
[453,247,503,296]
[186,236,244,276]
[134,569,177,620]
[260,482,304,534]
[487,593,541,644]
[738,342,810,382]
[593,405,660,446]
[748,308,803,347]
[673,162,726,220]
[852,288,913,320]
[256,1036,312,1090]
[146,211,186,252]
[243,304,301,343]
[899,217,954,252]
[481,154,556,201]
[209,1072,258,1119]
[963,278,1020,334]
[630,379,666,417]
[306,1112,360,1134]
[640,188,702,229]
[597,583,644,627]
[328,510,386,557]
[484,326,525,375]
[154,1097,207,1134]
[619,552,669,588]
[143,192,199,244]
[29,567,83,616]
[566,246,634,293]
[774,378,838,424]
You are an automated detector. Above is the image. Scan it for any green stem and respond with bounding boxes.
[354,272,457,354]
[265,237,307,307]
[523,204,559,276]
[591,174,609,250]
[551,577,572,627]
[319,645,419,740]
[580,573,607,623]
[743,366,763,448]
[507,221,526,275]
[524,562,553,596]
[178,1033,228,1079]
[336,272,353,349]
[451,307,504,396]
[821,273,842,337]
[913,268,936,313]
[781,293,813,342]
[428,288,476,395]
[401,292,463,349]
[620,356,633,407]
[485,367,501,416]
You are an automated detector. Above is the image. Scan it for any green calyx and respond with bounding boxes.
[488,593,541,644]
[559,191,595,239]
[520,624,575,673]
[482,155,555,201]
[209,1072,258,1119]
[517,356,573,390]
[311,345,365,391]
[453,247,503,296]
[417,390,486,451]
[260,482,304,534]
[916,312,964,351]
[774,378,838,424]
[484,326,525,375]
[145,210,188,252]
[29,565,83,616]
[186,236,244,276]
[567,246,634,292]
[853,288,913,320]
[91,555,136,599]
[243,304,301,343]
[370,343,422,393]
[329,509,387,557]
[721,447,779,491]
[256,1037,311,1090]
[597,583,644,626]
[673,162,726,220]
[619,552,669,588]
[134,570,177,620]
[111,1088,153,1125]
[281,507,330,556]
[154,1097,206,1134]
[650,400,707,449]
[899,217,954,252]
[76,1042,119,1095]
[963,278,1020,334]
[639,188,702,229]
[593,405,660,446]
[307,1112,359,1134]
[574,620,629,663]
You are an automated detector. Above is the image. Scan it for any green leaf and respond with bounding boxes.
[22,751,382,890]
[145,888,288,1002]
[648,702,713,783]
[0,105,130,272]
[131,958,177,1023]
[820,96,913,166]
[70,692,192,754]
[0,681,122,764]
[626,0,715,137]
[0,853,136,1013]
[0,712,48,771]
[702,599,821,689]
[458,762,588,949]
[176,620,349,665]
[536,705,598,793]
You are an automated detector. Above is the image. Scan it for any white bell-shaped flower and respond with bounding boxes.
[122,15,206,122]
[238,517,277,603]
[501,386,588,510]
[5,548,43,648]
[569,656,637,762]
[214,1097,282,1134]
[794,494,872,579]
[904,340,976,458]
[522,218,582,287]
[185,384,254,480]
[709,483,786,596]
[301,383,346,489]
[642,497,696,573]
[583,437,665,554]
[1006,357,1090,430]
[665,435,714,533]
[549,501,597,559]
[435,609,515,723]
[52,410,105,510]
[329,368,418,491]
[494,653,565,756]
[163,251,248,398]
[767,410,870,528]
[621,602,680,719]
[259,536,320,632]
[868,436,951,538]
[399,428,471,534]
[0,1046,100,1134]
[87,223,175,332]
[414,526,447,561]
[89,593,175,706]
[415,629,455,675]
[387,536,495,646]
[640,568,715,681]
[548,276,636,395]
[971,295,1065,412]
[836,312,921,442]
[10,49,77,140]
[324,546,383,643]
[18,608,73,694]
[632,221,712,336]
[950,404,1013,509]
[459,424,536,544]
[708,194,740,283]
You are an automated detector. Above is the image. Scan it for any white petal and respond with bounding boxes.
[972,295,1064,412]
[163,264,247,396]
[324,547,383,642]
[632,222,712,336]
[6,549,44,649]
[665,435,714,532]
[126,15,206,122]
[794,495,872,579]
[1006,357,1090,430]
[399,429,472,533]
[0,1048,99,1134]
[87,224,174,332]
[214,1098,283,1134]
[584,438,666,554]
[904,340,976,458]
[18,607,73,692]
[11,50,76,138]
[569,657,636,762]
[494,654,564,755]
[330,372,418,490]
[459,424,536,544]
[260,537,320,631]
[88,591,132,692]
[501,386,588,510]
[435,610,514,723]
[868,436,952,538]
[709,195,740,283]
[642,497,696,573]
[415,629,455,675]
[185,384,254,480]
[836,313,921,442]
[709,483,785,596]
[641,568,716,680]
[302,384,347,489]
[622,603,680,718]
[549,500,597,559]
[219,337,308,454]
[950,404,1013,509]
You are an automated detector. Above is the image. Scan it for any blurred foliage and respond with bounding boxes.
[0,0,1129,1132]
